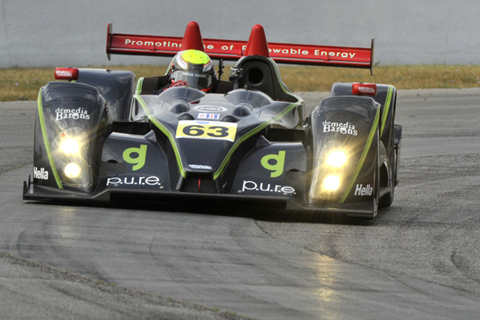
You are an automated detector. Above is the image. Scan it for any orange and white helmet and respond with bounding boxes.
[168,49,215,92]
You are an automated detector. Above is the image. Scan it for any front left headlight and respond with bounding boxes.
[309,142,354,202]
[326,150,347,168]
[322,175,341,191]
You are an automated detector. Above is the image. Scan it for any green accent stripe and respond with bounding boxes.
[380,86,394,136]
[37,88,63,189]
[213,60,302,180]
[136,77,144,95]
[213,101,300,180]
[134,95,187,178]
[339,105,381,203]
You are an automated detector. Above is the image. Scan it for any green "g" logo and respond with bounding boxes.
[261,151,285,178]
[123,144,147,171]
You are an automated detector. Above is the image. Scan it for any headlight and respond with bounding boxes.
[64,162,82,179]
[326,150,347,168]
[323,175,340,191]
[309,144,353,202]
[51,127,92,190]
[60,138,81,154]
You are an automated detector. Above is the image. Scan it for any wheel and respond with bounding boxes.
[379,113,397,208]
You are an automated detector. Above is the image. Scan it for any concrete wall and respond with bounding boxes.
[1,0,479,68]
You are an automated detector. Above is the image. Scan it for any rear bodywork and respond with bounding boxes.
[24,22,402,218]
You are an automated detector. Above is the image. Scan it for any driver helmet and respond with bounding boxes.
[168,49,215,92]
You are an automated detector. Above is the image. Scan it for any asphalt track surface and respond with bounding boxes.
[0,88,479,319]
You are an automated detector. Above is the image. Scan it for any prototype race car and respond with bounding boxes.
[23,21,402,218]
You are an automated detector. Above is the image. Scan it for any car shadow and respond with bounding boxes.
[25,197,380,226]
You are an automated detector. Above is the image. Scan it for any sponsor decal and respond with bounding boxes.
[55,70,75,78]
[124,38,181,49]
[197,113,220,120]
[269,47,310,56]
[357,86,376,94]
[323,121,358,136]
[55,107,90,121]
[270,48,356,59]
[123,39,238,54]
[354,184,373,196]
[106,176,163,188]
[240,180,295,195]
[353,84,377,95]
[313,50,356,59]
[33,167,49,180]
[188,164,212,170]
[122,39,358,60]
[176,120,237,141]
[261,151,285,178]
[123,145,147,171]
[193,106,228,112]
[177,71,208,79]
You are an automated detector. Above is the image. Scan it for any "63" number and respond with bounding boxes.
[176,121,237,141]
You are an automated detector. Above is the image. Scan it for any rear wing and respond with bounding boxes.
[106,23,374,73]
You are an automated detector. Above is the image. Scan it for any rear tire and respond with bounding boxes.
[379,135,397,208]
[372,153,380,217]
[379,185,394,208]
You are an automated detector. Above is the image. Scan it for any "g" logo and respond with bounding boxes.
[261,151,285,178]
[123,144,147,171]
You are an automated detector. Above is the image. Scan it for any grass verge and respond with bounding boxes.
[1,65,480,102]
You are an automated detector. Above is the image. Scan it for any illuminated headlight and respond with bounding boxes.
[64,162,82,179]
[326,150,347,168]
[50,127,93,190]
[60,138,81,154]
[323,175,340,191]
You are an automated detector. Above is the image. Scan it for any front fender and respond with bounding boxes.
[307,96,380,206]
[33,82,111,192]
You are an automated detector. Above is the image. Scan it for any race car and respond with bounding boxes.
[23,21,402,218]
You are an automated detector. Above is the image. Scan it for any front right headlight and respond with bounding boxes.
[326,150,347,168]
[51,127,92,190]
[322,175,341,191]
[309,142,355,202]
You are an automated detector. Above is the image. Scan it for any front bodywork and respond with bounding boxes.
[24,83,393,217]
[24,22,401,218]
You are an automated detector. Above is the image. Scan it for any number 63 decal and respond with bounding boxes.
[176,120,237,142]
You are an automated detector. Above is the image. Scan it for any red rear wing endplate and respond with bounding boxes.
[106,24,374,72]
